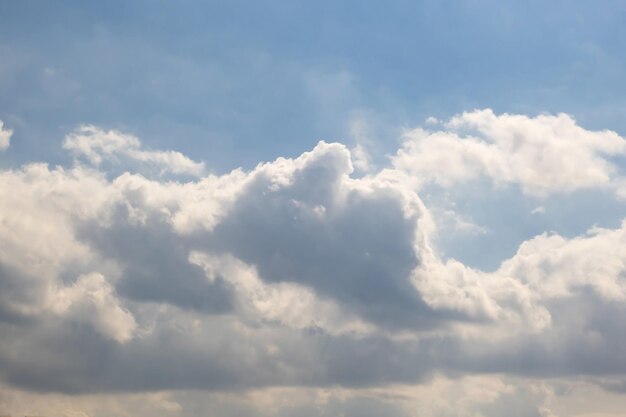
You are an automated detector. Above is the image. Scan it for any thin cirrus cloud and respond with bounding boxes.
[1,110,626,416]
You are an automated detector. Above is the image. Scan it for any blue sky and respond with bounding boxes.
[2,2,626,417]
[2,0,625,170]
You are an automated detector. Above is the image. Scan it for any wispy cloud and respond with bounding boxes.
[63,125,205,177]
[394,109,626,197]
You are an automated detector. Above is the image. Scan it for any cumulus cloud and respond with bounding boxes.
[2,113,626,415]
[498,223,626,301]
[0,120,12,150]
[394,109,626,197]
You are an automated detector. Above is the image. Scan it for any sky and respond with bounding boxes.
[1,1,626,416]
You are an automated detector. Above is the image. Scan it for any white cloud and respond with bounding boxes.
[433,208,488,235]
[394,109,626,197]
[0,163,135,343]
[498,223,626,301]
[0,120,12,150]
[63,125,205,176]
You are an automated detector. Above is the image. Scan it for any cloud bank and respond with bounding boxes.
[1,110,626,416]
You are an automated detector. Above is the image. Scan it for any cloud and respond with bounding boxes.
[51,272,137,343]
[200,141,444,329]
[63,125,205,176]
[393,109,626,197]
[2,114,626,416]
[0,133,501,394]
[0,120,12,150]
[498,223,626,301]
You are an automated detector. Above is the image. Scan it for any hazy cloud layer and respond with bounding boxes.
[2,110,626,416]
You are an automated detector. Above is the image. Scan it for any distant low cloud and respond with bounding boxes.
[0,120,12,151]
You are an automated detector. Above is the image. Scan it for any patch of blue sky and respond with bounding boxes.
[426,183,626,271]
[1,1,624,168]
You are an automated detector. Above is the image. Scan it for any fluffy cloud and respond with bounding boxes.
[499,223,626,301]
[394,109,626,197]
[0,120,12,150]
[2,112,626,416]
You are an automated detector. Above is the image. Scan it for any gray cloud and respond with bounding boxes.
[77,205,234,314]
[203,143,436,329]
